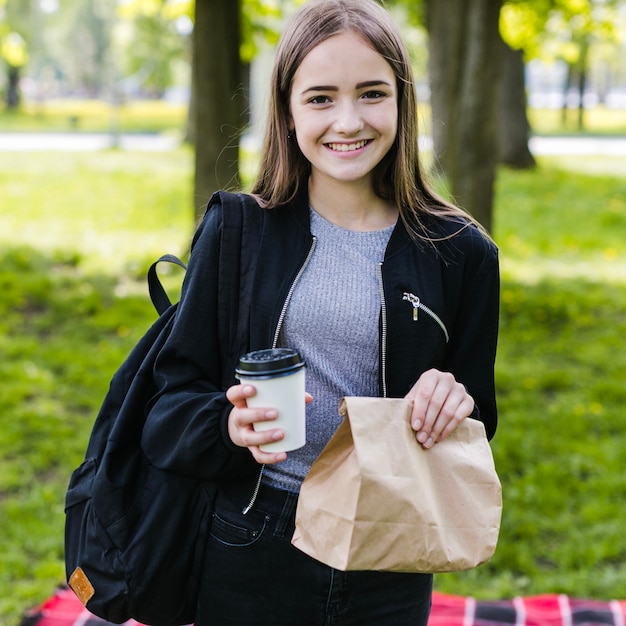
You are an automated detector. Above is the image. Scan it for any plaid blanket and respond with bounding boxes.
[21,586,626,626]
[429,592,626,626]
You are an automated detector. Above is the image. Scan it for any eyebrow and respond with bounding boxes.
[301,80,392,95]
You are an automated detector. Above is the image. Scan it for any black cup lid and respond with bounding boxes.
[235,348,304,376]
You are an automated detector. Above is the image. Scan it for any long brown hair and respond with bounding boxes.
[251,0,476,237]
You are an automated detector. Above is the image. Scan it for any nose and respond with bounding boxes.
[333,100,364,135]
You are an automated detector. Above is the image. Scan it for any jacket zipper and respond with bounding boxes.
[377,263,388,399]
[242,237,317,515]
[271,237,318,348]
[402,292,449,343]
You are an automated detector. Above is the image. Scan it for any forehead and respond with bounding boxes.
[292,32,395,87]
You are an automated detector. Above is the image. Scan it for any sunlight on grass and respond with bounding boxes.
[500,257,626,285]
[0,99,187,134]
[0,149,195,273]
[529,106,626,135]
[493,156,626,285]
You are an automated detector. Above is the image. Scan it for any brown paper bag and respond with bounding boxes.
[292,396,502,573]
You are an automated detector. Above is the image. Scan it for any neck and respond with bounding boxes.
[307,177,398,232]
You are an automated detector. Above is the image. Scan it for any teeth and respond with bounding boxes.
[328,140,368,152]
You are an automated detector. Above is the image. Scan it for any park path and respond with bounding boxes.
[0,132,179,151]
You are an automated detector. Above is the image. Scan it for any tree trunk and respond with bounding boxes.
[426,0,465,178]
[562,64,573,126]
[192,0,244,222]
[576,39,589,131]
[6,66,20,109]
[497,41,535,169]
[185,66,197,145]
[426,0,502,233]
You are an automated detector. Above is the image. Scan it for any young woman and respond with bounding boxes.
[143,0,499,623]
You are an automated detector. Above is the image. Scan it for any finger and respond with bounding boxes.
[420,392,474,449]
[415,371,455,433]
[226,383,256,406]
[249,446,288,465]
[421,376,463,436]
[234,407,279,432]
[228,406,278,448]
[421,396,464,447]
[407,370,439,431]
[435,395,474,443]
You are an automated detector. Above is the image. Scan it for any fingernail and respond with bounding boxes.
[272,430,283,440]
[413,419,422,430]
[417,431,428,444]
[265,409,278,419]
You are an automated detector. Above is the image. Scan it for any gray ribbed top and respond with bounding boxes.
[263,208,394,492]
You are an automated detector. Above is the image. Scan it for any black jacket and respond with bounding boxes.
[142,191,500,483]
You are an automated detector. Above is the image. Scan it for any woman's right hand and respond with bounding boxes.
[226,383,288,465]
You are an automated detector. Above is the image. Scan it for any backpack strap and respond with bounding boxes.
[145,192,261,382]
[147,254,187,316]
[214,191,262,381]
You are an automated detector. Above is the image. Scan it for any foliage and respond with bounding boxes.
[12,0,119,97]
[0,150,625,624]
[241,0,284,63]
[116,0,191,97]
[500,0,624,59]
[120,13,188,97]
[0,30,27,67]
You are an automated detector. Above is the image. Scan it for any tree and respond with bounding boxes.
[0,0,28,109]
[426,0,503,233]
[497,39,536,168]
[496,1,550,169]
[501,0,624,132]
[546,1,618,130]
[1,30,27,107]
[117,0,191,98]
[118,0,281,222]
[192,0,244,220]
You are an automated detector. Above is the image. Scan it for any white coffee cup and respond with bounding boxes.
[235,348,306,453]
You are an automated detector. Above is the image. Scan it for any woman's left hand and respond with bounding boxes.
[404,368,474,449]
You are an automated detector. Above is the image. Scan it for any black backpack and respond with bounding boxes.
[64,192,261,625]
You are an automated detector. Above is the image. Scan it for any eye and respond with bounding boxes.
[361,90,386,100]
[307,95,332,104]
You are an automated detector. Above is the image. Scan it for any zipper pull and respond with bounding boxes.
[402,292,420,321]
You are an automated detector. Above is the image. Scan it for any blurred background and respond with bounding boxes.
[1,1,625,624]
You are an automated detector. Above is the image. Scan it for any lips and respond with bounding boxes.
[326,140,370,152]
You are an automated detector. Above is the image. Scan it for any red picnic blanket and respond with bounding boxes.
[21,585,626,626]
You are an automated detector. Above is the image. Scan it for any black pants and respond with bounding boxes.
[195,481,433,625]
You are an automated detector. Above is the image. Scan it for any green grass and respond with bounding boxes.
[436,157,626,598]
[0,98,187,134]
[528,106,626,136]
[1,149,626,623]
[0,149,195,273]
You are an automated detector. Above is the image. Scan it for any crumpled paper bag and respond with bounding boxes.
[292,396,502,572]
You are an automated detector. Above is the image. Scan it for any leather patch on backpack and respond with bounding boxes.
[69,566,95,605]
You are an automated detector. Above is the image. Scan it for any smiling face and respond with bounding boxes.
[288,32,398,196]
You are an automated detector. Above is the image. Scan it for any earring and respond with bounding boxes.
[287,130,295,140]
